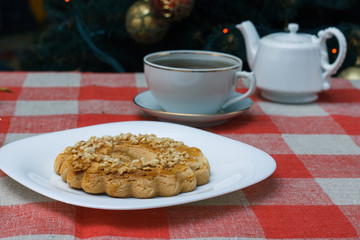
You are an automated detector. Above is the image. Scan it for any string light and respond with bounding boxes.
[223,28,229,34]
[65,0,70,2]
[332,48,337,54]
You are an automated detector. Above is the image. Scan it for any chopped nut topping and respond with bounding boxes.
[67,133,189,175]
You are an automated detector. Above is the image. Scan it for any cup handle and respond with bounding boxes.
[220,71,256,110]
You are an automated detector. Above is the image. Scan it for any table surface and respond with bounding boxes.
[0,72,360,239]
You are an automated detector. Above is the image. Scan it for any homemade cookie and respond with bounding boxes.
[54,133,210,198]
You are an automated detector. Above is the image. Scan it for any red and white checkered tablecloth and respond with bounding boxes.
[0,72,360,239]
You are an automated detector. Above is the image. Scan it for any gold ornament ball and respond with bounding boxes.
[151,0,195,21]
[125,0,169,44]
[338,66,360,80]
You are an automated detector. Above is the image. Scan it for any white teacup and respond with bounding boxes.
[143,50,256,114]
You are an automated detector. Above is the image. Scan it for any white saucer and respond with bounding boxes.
[133,90,253,127]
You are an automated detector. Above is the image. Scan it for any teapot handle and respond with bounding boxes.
[317,27,347,90]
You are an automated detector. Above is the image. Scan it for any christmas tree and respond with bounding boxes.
[18,0,360,74]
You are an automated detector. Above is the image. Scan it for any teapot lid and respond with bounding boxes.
[265,23,312,44]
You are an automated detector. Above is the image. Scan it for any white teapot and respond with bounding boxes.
[237,21,347,103]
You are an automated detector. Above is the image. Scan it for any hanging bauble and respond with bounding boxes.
[151,0,195,21]
[339,29,360,80]
[338,57,360,80]
[125,0,169,44]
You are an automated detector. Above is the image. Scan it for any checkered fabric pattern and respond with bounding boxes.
[1,72,360,239]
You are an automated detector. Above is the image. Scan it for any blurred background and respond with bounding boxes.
[0,0,359,75]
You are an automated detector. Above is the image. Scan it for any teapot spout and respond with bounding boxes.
[236,21,259,69]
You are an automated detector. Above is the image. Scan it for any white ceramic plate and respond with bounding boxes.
[0,121,276,210]
[133,91,252,127]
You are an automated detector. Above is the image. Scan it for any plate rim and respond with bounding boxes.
[0,121,276,210]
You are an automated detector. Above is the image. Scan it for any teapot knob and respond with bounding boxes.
[288,23,299,34]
